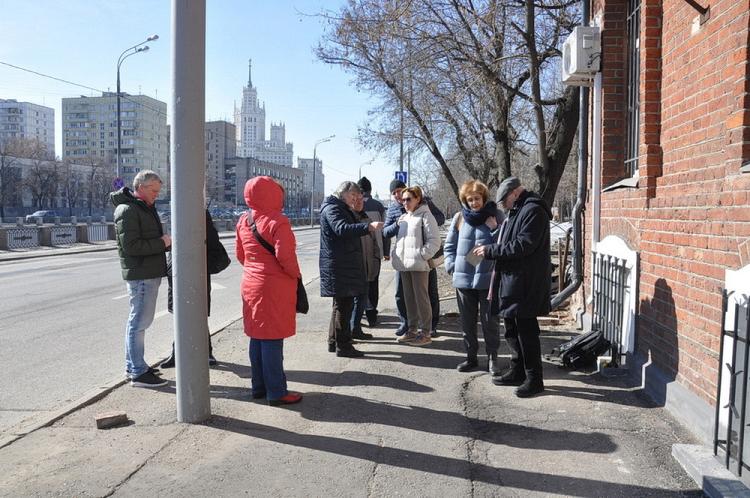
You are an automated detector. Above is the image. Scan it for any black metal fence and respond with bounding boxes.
[714,291,750,484]
[591,251,630,367]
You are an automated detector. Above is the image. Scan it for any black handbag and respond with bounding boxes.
[207,242,231,275]
[249,218,309,314]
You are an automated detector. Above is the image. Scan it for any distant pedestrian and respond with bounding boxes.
[236,176,302,406]
[357,176,386,328]
[383,179,445,337]
[473,176,552,398]
[390,186,441,346]
[444,180,503,374]
[319,181,383,357]
[161,209,231,369]
[110,170,171,388]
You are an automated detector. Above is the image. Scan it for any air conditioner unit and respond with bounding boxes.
[562,26,601,86]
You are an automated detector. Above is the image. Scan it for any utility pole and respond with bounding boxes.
[170,0,209,423]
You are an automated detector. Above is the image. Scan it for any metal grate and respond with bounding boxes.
[6,228,39,249]
[714,292,750,484]
[625,0,641,177]
[86,224,108,242]
[591,251,630,366]
[49,227,77,246]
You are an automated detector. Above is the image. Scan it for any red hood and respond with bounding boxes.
[243,176,283,214]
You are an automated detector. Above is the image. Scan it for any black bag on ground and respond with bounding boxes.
[553,329,611,369]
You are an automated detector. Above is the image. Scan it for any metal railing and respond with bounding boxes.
[714,291,750,484]
[86,224,109,242]
[591,251,630,366]
[6,227,39,249]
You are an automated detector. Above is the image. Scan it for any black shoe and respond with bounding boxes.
[328,343,336,353]
[352,331,374,340]
[457,359,479,372]
[336,347,365,358]
[395,326,407,337]
[131,371,168,388]
[430,329,439,338]
[208,354,218,366]
[488,355,501,376]
[251,391,266,399]
[160,355,175,369]
[366,310,378,328]
[515,381,545,398]
[492,369,526,386]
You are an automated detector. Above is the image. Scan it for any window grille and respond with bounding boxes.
[624,0,641,177]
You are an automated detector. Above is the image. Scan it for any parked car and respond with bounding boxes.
[25,210,59,224]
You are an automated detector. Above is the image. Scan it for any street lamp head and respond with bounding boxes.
[137,46,149,53]
[147,34,159,41]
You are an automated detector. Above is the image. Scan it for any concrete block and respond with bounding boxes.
[95,411,129,429]
[672,444,750,497]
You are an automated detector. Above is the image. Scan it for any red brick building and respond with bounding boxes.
[583,0,750,442]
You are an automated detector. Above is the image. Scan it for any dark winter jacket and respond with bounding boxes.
[486,190,552,318]
[110,187,168,281]
[383,195,445,242]
[318,195,370,297]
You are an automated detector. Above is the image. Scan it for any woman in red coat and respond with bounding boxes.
[236,176,302,406]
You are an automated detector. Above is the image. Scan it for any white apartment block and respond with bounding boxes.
[0,99,55,156]
[234,60,293,167]
[205,120,236,206]
[297,157,325,209]
[62,92,168,189]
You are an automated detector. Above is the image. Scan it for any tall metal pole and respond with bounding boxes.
[115,36,157,183]
[171,0,209,423]
[116,71,121,179]
[309,135,334,227]
[310,147,317,227]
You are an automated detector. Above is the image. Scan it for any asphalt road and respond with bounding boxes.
[0,228,322,435]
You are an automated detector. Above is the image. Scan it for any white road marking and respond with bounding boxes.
[112,294,129,300]
[211,283,226,290]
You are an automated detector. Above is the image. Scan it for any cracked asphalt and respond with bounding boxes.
[0,269,702,497]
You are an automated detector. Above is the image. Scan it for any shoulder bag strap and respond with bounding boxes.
[248,216,276,257]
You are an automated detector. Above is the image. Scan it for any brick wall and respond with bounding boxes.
[588,0,750,405]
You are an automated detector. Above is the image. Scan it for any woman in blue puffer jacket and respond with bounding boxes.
[444,180,504,375]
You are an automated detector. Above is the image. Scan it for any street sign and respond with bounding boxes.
[394,170,408,184]
[112,177,125,190]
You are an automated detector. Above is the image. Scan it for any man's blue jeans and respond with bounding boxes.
[125,278,161,378]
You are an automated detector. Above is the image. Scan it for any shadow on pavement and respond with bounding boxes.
[274,391,617,453]
[208,415,698,497]
[285,370,434,392]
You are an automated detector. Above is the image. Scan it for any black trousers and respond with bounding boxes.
[329,296,355,348]
[503,317,543,383]
[366,278,379,313]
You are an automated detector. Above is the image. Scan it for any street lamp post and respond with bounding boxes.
[358,159,374,181]
[116,35,158,181]
[310,134,334,227]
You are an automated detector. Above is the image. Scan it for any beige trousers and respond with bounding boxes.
[400,271,432,333]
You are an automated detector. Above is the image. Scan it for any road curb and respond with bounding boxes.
[0,316,242,450]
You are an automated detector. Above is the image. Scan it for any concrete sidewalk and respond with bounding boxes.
[0,290,702,497]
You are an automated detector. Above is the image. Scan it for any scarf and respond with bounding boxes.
[462,201,498,227]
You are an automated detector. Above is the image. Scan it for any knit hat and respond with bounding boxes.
[497,176,521,202]
[389,179,406,193]
[358,176,372,193]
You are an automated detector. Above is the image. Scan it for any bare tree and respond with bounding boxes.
[58,159,86,216]
[317,0,580,205]
[0,139,24,220]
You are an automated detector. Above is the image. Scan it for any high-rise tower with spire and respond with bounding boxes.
[234,58,293,167]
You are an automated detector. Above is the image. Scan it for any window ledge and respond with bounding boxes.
[602,175,639,193]
[741,161,750,174]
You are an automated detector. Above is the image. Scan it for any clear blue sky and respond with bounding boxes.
[0,1,397,199]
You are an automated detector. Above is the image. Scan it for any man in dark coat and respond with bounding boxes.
[357,176,386,328]
[474,176,551,398]
[383,179,446,337]
[319,181,383,357]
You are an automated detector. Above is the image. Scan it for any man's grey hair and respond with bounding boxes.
[333,181,362,199]
[133,170,162,190]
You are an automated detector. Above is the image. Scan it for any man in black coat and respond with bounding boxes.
[474,177,551,398]
[319,181,383,357]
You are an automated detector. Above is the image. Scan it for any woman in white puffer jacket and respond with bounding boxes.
[390,186,441,346]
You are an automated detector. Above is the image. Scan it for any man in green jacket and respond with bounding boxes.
[110,170,171,388]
